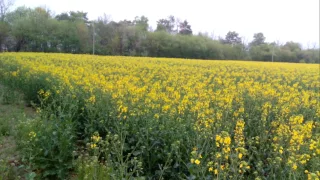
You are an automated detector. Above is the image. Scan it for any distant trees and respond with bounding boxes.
[277,42,302,63]
[56,11,88,22]
[2,8,91,52]
[156,15,176,34]
[249,44,273,61]
[250,33,265,46]
[0,21,9,50]
[221,31,242,46]
[249,33,270,61]
[0,0,13,51]
[6,7,53,51]
[133,16,149,31]
[54,11,90,53]
[0,5,318,63]
[155,16,193,36]
[0,0,13,21]
[179,20,192,35]
[248,35,319,63]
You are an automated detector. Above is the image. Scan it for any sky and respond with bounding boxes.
[12,0,320,48]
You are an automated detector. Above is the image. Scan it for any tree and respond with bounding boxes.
[55,11,88,23]
[283,41,301,52]
[55,11,90,53]
[156,15,175,34]
[0,21,9,51]
[249,43,273,61]
[70,11,88,22]
[222,31,242,46]
[55,12,69,21]
[0,0,13,21]
[0,0,13,51]
[2,5,319,63]
[6,7,34,51]
[5,7,90,53]
[97,13,111,25]
[155,19,169,32]
[133,15,149,31]
[179,20,192,35]
[250,32,265,46]
[277,41,302,63]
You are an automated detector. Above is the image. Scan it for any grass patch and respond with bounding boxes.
[0,85,36,180]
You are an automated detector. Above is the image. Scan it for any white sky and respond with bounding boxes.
[12,0,320,48]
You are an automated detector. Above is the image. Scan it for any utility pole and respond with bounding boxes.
[92,21,95,55]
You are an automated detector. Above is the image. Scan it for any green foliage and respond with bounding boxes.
[0,84,37,180]
[56,11,88,23]
[221,31,242,45]
[4,7,90,53]
[16,101,76,179]
[76,155,112,180]
[250,33,265,46]
[133,16,149,31]
[249,44,273,61]
[0,85,23,105]
[0,21,9,51]
[0,63,76,179]
[156,15,176,33]
[0,87,24,139]
[0,154,18,180]
[145,32,248,60]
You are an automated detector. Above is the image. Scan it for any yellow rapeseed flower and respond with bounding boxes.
[90,143,97,149]
[238,153,243,159]
[190,158,195,164]
[214,169,218,175]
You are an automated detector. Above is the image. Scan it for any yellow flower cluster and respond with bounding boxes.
[306,170,320,180]
[38,89,51,100]
[90,133,101,149]
[190,148,202,166]
[29,131,36,139]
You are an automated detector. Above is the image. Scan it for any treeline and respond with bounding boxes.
[0,5,319,63]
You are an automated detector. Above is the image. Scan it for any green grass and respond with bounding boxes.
[0,85,36,180]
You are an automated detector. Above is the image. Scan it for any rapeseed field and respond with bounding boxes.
[0,53,319,179]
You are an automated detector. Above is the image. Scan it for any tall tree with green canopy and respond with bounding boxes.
[7,7,58,52]
[0,21,9,51]
[56,11,88,23]
[221,31,242,46]
[133,15,149,31]
[55,11,90,53]
[156,15,176,34]
[250,32,266,46]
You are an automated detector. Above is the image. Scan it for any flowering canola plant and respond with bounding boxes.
[0,53,319,179]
